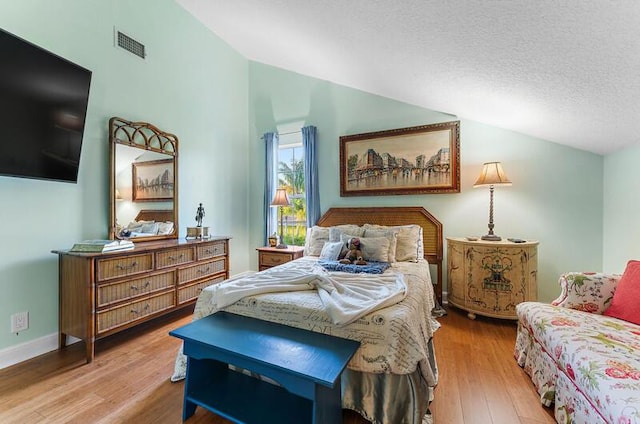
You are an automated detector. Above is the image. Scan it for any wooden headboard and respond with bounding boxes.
[317,207,443,304]
[134,209,174,223]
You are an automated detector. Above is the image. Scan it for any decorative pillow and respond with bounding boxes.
[329,225,364,242]
[415,226,425,260]
[304,226,329,256]
[157,221,174,235]
[140,222,159,234]
[363,224,422,262]
[603,260,640,324]
[551,272,621,314]
[363,228,398,263]
[126,221,144,231]
[319,241,345,261]
[341,234,391,262]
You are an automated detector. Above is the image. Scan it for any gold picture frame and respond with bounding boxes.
[340,121,460,196]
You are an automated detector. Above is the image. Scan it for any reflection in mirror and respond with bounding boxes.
[109,117,178,241]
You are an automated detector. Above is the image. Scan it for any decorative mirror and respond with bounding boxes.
[109,117,178,241]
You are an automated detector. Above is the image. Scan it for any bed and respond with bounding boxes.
[171,206,442,424]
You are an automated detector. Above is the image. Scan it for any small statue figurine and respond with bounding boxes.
[195,203,205,227]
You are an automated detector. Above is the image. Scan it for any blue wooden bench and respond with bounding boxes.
[169,311,360,424]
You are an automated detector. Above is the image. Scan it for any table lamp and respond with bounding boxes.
[270,188,291,248]
[473,162,512,241]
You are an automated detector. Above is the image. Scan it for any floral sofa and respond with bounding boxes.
[515,268,640,424]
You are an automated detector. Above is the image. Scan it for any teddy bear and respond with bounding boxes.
[339,237,367,265]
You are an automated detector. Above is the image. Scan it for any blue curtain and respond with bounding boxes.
[302,126,320,227]
[263,132,278,245]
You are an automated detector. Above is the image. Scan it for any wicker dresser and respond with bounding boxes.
[53,237,230,362]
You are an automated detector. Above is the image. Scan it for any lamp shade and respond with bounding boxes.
[270,188,291,207]
[473,162,512,187]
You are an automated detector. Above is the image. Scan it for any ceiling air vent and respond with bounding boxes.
[115,29,146,59]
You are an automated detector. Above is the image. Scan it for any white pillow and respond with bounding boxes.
[157,221,174,235]
[329,224,364,242]
[304,226,329,256]
[140,222,159,234]
[341,234,391,262]
[319,241,345,261]
[363,228,399,263]
[126,221,144,231]
[413,226,424,260]
[363,224,422,262]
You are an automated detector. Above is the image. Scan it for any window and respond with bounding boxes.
[277,139,306,246]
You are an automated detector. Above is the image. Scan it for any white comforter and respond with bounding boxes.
[172,256,439,385]
[209,265,407,325]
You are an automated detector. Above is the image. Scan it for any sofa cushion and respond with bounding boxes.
[551,272,620,314]
[603,260,640,325]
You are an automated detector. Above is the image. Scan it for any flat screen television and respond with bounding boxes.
[0,28,92,183]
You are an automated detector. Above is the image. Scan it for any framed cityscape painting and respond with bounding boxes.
[340,121,460,196]
[132,158,174,201]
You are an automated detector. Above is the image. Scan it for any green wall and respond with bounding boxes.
[603,144,640,273]
[0,0,250,351]
[248,62,604,302]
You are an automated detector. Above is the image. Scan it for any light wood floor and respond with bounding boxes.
[0,307,555,424]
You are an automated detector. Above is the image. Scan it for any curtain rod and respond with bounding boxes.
[260,129,301,140]
[278,130,301,136]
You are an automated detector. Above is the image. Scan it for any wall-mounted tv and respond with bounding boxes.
[0,28,92,183]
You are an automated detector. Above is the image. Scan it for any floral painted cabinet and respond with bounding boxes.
[447,237,538,319]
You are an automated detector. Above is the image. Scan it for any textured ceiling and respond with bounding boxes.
[176,0,640,155]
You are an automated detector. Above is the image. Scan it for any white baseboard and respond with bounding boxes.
[0,333,58,370]
[0,333,80,370]
[442,291,448,305]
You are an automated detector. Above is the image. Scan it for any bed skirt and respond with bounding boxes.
[343,338,436,424]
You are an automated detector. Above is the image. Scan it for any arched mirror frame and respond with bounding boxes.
[109,117,179,242]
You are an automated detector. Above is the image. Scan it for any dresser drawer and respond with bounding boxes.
[96,253,154,282]
[96,291,175,334]
[177,257,226,285]
[96,271,175,308]
[197,241,227,260]
[156,247,195,269]
[259,251,292,267]
[178,275,226,304]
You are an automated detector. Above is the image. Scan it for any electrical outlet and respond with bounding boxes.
[11,311,28,333]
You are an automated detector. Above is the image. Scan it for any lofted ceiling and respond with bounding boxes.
[176,0,640,155]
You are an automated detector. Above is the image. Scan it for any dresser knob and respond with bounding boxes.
[117,261,137,270]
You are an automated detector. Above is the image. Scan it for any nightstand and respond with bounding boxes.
[256,246,305,271]
[446,237,538,320]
